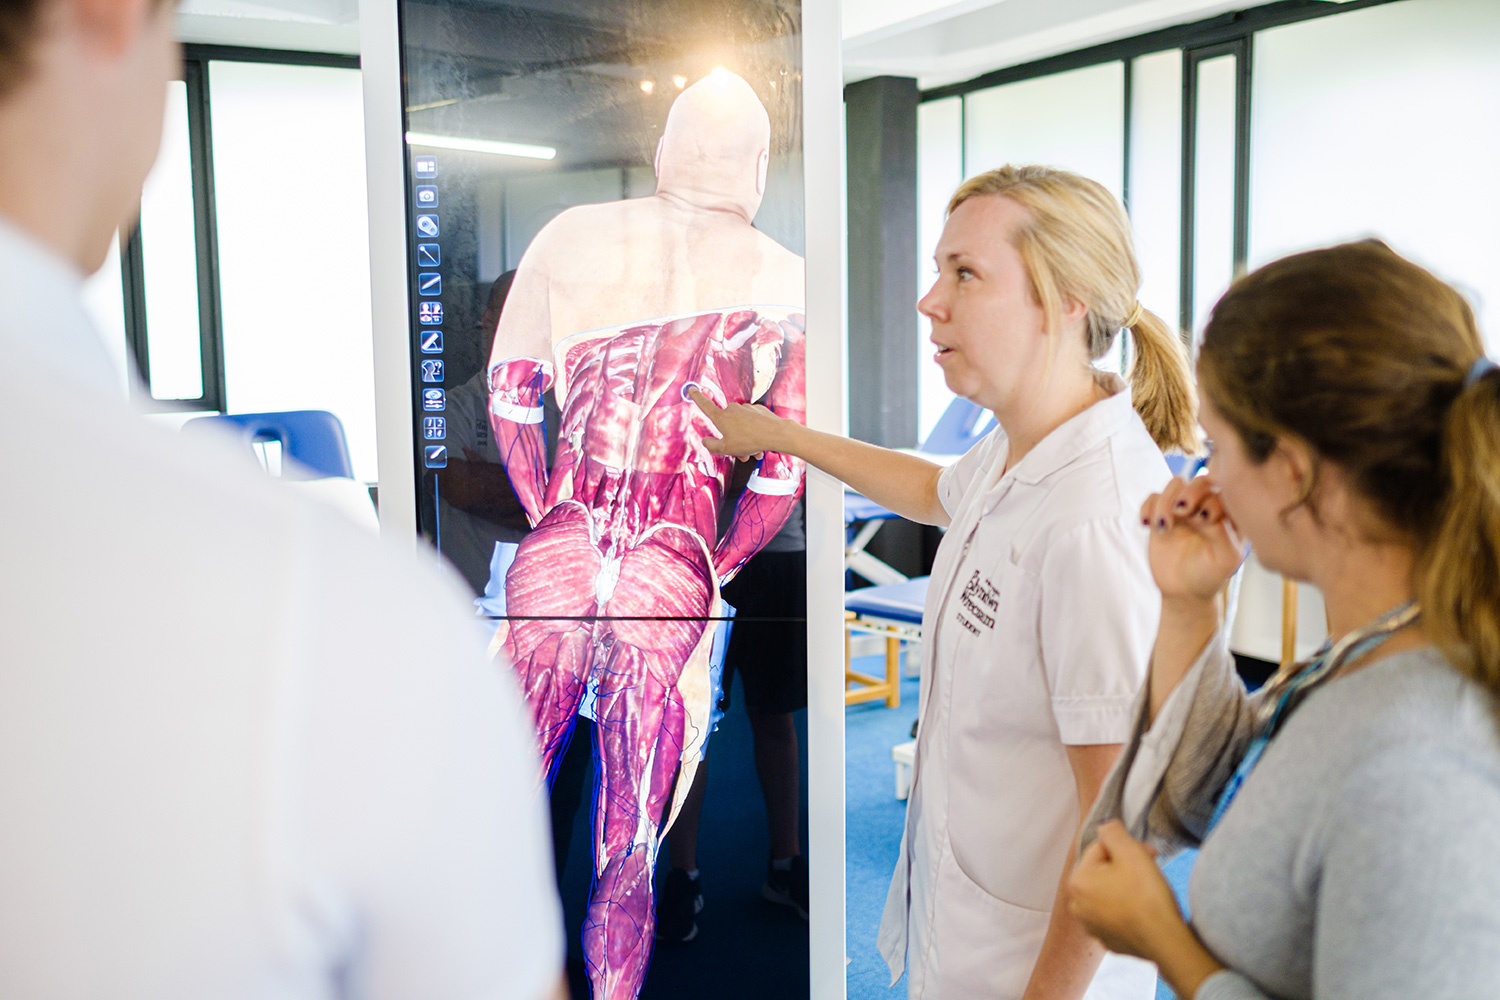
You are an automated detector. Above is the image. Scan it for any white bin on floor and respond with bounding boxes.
[892,739,916,800]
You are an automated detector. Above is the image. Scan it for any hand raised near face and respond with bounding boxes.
[687,386,781,460]
[1140,474,1248,603]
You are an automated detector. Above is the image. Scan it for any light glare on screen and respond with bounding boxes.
[404,131,557,160]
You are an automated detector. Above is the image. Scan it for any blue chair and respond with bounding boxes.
[918,396,993,456]
[1165,453,1209,479]
[183,410,355,480]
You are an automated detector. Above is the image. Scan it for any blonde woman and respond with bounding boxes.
[1067,241,1500,999]
[690,165,1198,999]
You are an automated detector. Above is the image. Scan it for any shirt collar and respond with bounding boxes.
[0,216,126,401]
[1002,381,1139,488]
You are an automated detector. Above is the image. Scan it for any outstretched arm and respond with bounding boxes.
[690,387,949,528]
[486,248,555,527]
[712,323,805,584]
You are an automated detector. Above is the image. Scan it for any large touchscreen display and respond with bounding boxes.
[397,3,808,997]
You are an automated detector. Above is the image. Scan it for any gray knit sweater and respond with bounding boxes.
[1082,637,1500,1000]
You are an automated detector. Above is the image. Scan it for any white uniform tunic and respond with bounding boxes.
[879,388,1167,999]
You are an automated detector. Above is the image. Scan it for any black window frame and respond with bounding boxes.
[918,0,1407,347]
[117,43,360,412]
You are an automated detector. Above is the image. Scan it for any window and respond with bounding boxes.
[963,62,1125,201]
[1249,0,1500,345]
[1128,50,1181,338]
[916,96,962,441]
[1188,51,1239,340]
[208,61,376,480]
[136,79,206,401]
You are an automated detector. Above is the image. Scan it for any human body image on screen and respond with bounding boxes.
[484,70,805,1000]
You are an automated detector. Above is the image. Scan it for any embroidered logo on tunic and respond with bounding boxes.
[955,569,999,635]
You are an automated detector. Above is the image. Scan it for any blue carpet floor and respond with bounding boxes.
[844,667,921,999]
[842,656,1198,1000]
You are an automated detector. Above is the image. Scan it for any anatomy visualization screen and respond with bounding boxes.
[396,2,809,998]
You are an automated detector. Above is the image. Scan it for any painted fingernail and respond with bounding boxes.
[1141,517,1150,526]
[1157,518,1168,530]
[1174,500,1188,511]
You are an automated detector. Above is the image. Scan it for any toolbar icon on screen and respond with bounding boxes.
[417,243,441,267]
[418,301,443,325]
[422,388,445,411]
[419,273,442,296]
[420,330,443,354]
[423,416,446,440]
[420,359,444,383]
[424,445,447,469]
[416,214,439,237]
[414,156,437,177]
[415,185,438,207]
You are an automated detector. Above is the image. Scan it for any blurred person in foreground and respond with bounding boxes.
[1069,241,1500,1000]
[0,1,563,997]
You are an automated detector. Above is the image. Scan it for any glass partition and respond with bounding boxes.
[1127,50,1182,341]
[136,80,204,401]
[1190,53,1237,341]
[915,96,962,442]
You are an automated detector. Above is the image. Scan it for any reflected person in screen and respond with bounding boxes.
[1069,241,1500,1000]
[485,69,805,1000]
[692,165,1199,1000]
[0,1,563,998]
[438,270,534,595]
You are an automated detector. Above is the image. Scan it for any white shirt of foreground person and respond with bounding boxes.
[0,218,564,1000]
[879,386,1164,1000]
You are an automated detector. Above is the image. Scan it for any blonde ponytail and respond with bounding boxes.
[949,165,1200,456]
[1126,307,1201,455]
[1419,368,1500,701]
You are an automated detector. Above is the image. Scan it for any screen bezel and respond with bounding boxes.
[358,1,848,994]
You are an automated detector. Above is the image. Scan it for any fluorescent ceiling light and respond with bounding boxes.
[405,131,556,160]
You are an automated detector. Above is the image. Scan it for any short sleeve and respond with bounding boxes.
[1311,746,1500,1000]
[936,428,1004,519]
[1038,516,1157,744]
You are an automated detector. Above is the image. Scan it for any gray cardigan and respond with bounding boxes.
[1082,634,1500,1000]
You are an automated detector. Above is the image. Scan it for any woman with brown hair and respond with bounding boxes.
[691,164,1198,999]
[1068,240,1500,999]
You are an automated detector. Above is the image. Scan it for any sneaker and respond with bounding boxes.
[655,868,703,943]
[762,855,808,920]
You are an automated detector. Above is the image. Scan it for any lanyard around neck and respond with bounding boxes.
[1205,600,1421,834]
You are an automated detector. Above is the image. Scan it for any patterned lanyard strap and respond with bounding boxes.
[1206,599,1421,833]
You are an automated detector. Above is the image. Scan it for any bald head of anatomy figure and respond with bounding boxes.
[490,67,799,354]
[654,69,771,222]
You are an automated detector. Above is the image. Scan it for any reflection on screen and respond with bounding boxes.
[397,4,808,998]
